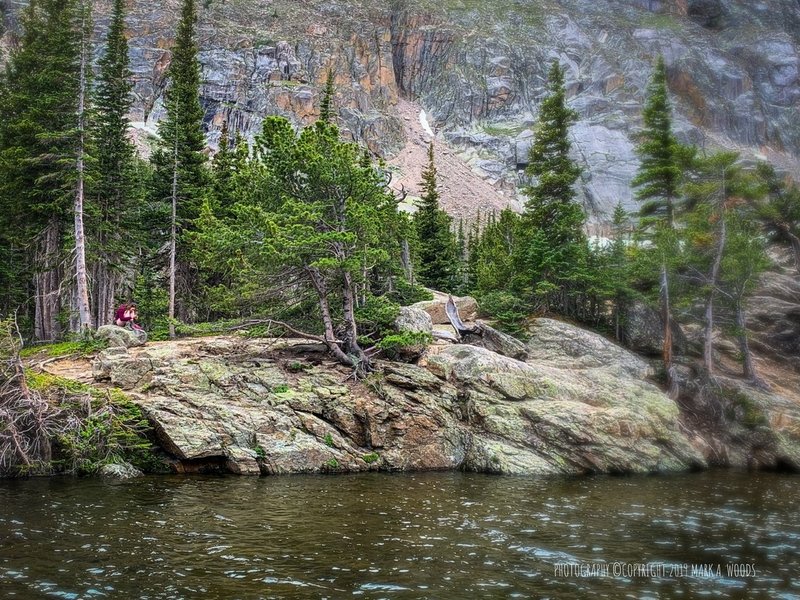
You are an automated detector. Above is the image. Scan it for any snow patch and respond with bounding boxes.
[419,110,434,138]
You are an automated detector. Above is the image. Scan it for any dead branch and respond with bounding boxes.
[226,319,343,344]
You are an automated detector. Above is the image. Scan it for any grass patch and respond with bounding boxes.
[25,370,93,394]
[483,122,529,137]
[362,452,380,464]
[640,13,683,31]
[20,338,107,359]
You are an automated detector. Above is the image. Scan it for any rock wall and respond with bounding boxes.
[4,0,798,223]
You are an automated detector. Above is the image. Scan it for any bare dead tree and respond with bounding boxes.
[0,317,62,476]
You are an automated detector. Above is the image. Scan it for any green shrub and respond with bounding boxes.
[355,295,400,339]
[286,361,309,373]
[22,371,162,475]
[376,331,433,360]
[476,291,529,337]
[362,452,380,464]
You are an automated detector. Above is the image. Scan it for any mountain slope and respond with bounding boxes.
[3,0,798,222]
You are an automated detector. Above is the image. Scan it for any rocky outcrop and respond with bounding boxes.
[461,321,529,360]
[527,318,654,378]
[92,337,466,475]
[747,255,800,369]
[423,342,703,474]
[86,318,717,476]
[95,325,147,348]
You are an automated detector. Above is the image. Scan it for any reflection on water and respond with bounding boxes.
[1,471,799,599]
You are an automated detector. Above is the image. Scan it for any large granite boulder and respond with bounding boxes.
[92,337,465,476]
[422,343,704,475]
[96,325,146,348]
[394,306,433,334]
[87,329,705,476]
[528,318,653,379]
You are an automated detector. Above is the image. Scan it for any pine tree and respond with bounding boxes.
[150,0,207,332]
[721,209,770,383]
[607,202,634,341]
[752,162,800,276]
[683,151,745,375]
[473,209,519,294]
[91,0,136,326]
[210,120,235,214]
[414,142,459,292]
[319,69,336,123]
[632,56,692,229]
[194,116,405,374]
[523,61,582,233]
[0,0,82,339]
[516,60,586,316]
[632,56,692,389]
[455,218,468,293]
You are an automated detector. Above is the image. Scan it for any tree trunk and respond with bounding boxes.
[92,261,114,327]
[34,218,62,342]
[735,298,758,382]
[341,269,370,371]
[73,3,93,333]
[168,102,179,339]
[660,262,675,393]
[306,266,354,367]
[400,238,413,283]
[703,215,726,375]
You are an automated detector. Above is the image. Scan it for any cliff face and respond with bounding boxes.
[3,0,798,222]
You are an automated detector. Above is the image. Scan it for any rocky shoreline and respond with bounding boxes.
[66,313,798,479]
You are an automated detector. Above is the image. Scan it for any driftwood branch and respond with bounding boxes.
[226,319,343,345]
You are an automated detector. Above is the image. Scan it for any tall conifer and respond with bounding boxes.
[151,0,207,330]
[631,56,688,229]
[516,60,585,315]
[414,143,458,292]
[632,56,691,389]
[319,69,336,123]
[91,0,136,325]
[0,0,82,339]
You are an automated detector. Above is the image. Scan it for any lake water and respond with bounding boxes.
[1,471,799,599]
